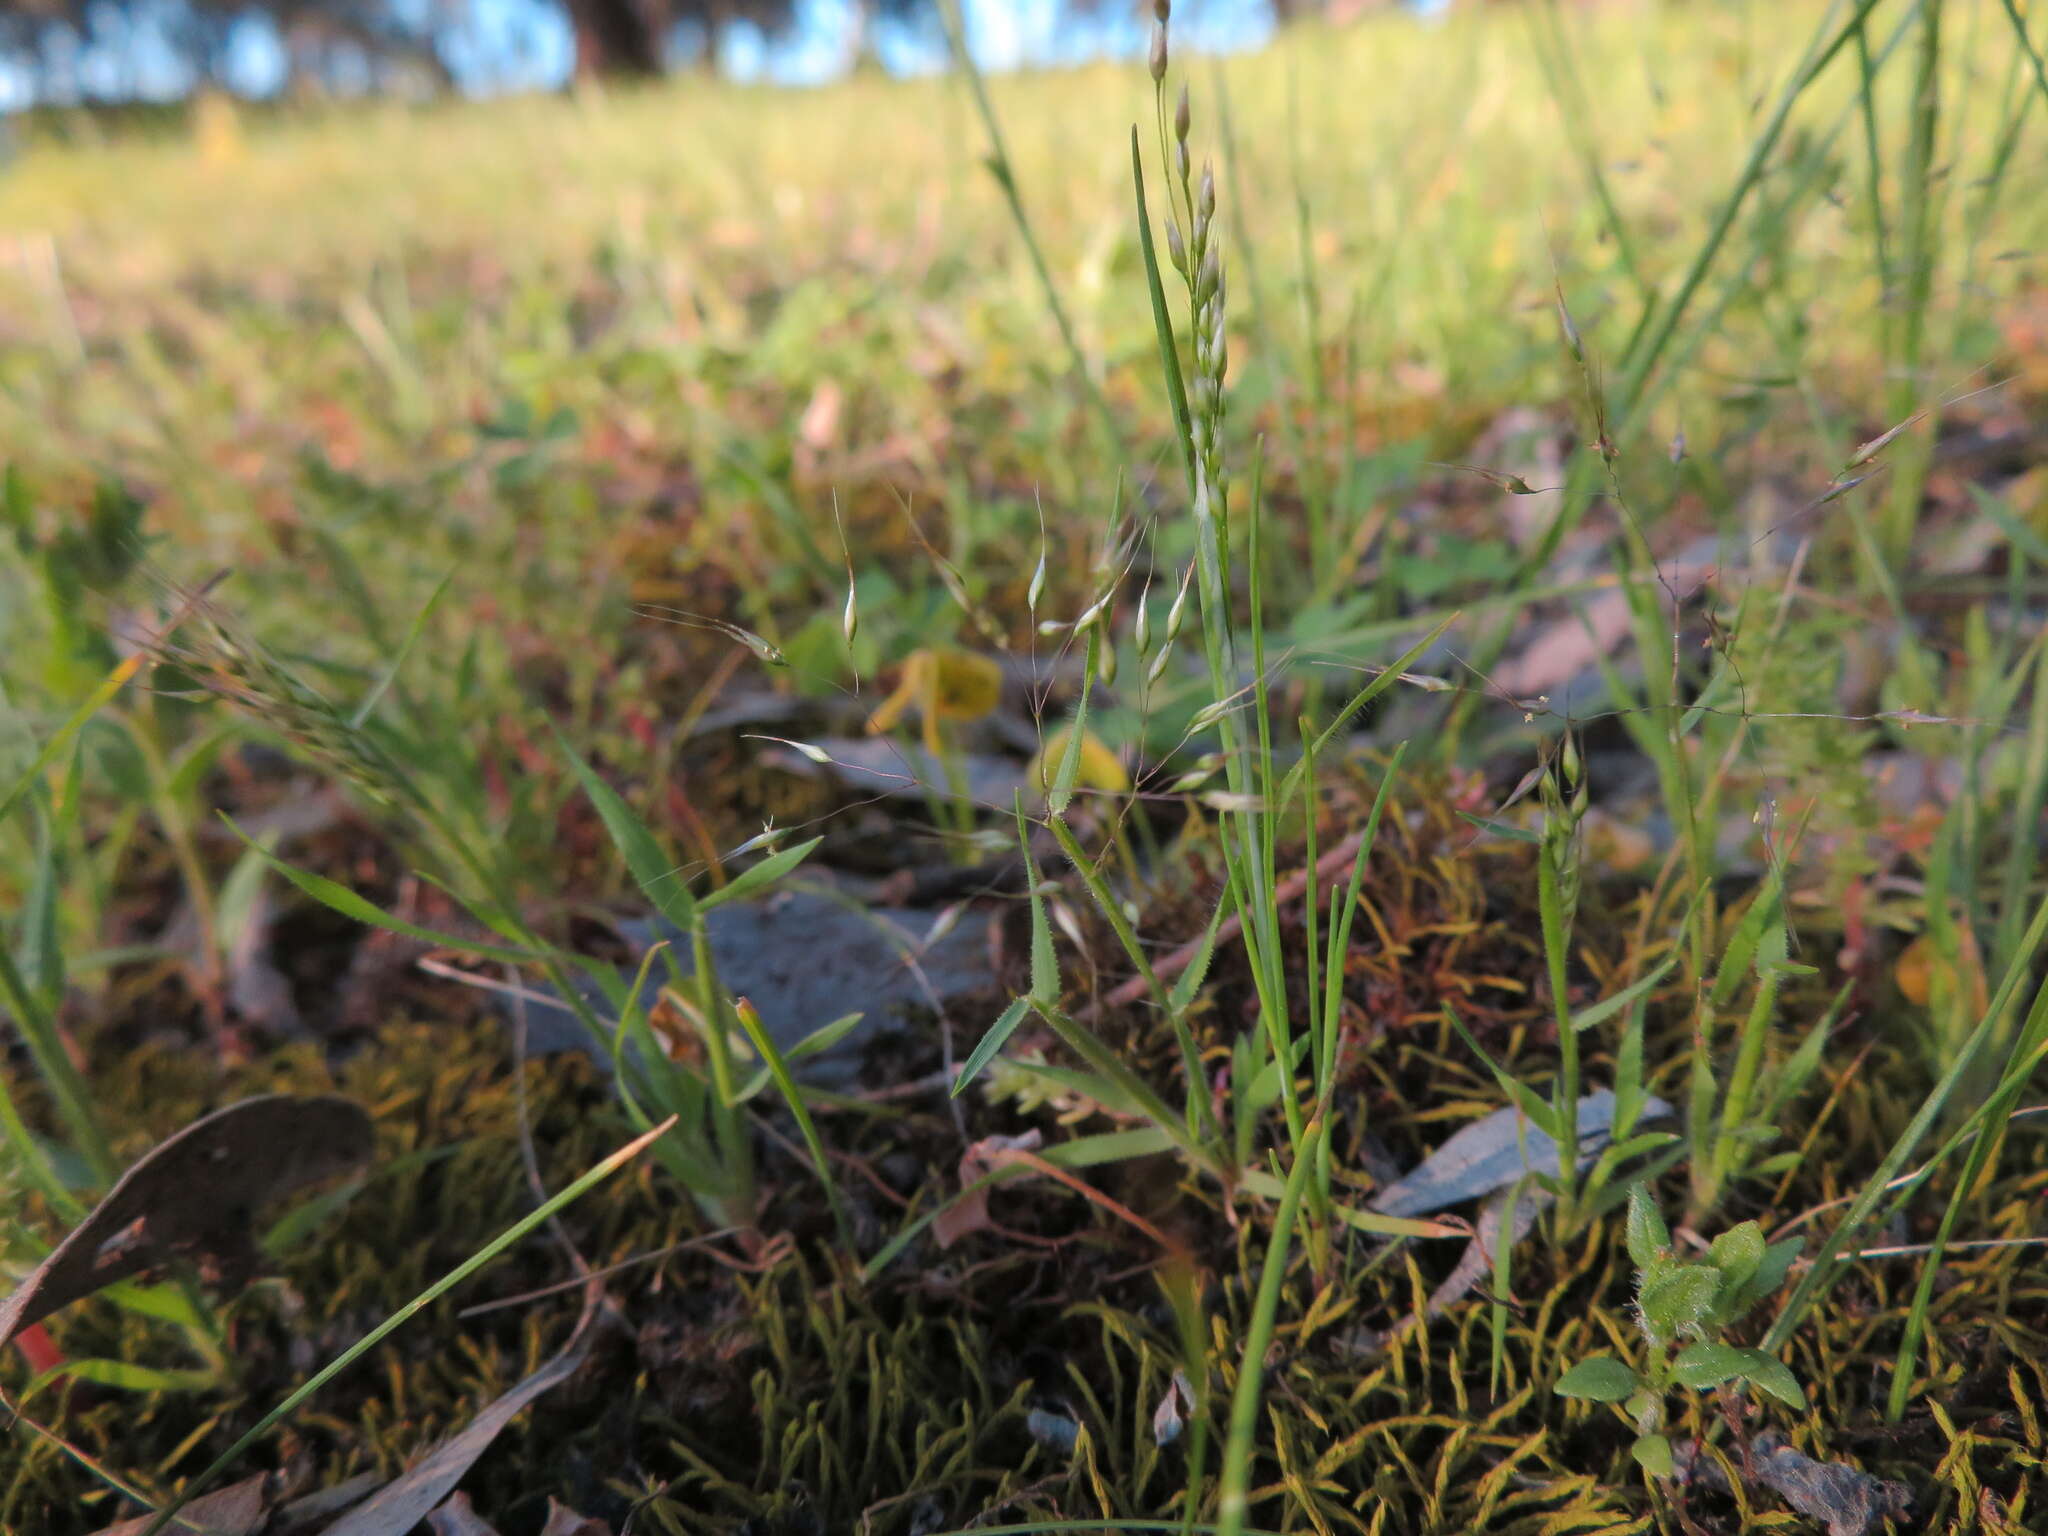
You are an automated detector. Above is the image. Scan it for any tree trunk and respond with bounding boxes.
[567,0,665,79]
[698,0,731,74]
[843,0,883,76]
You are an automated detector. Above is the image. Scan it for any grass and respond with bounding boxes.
[4,0,2048,1530]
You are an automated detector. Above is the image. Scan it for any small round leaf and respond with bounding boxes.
[1736,1349,1808,1409]
[1555,1356,1644,1402]
[1631,1433,1676,1480]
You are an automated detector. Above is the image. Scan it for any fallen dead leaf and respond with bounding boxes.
[933,1130,1044,1249]
[318,1285,602,1536]
[83,1467,383,1536]
[424,1493,500,1536]
[87,1472,290,1536]
[1676,1431,1913,1536]
[538,1501,613,1536]
[0,1096,374,1352]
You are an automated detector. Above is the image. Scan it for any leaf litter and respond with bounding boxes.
[0,1096,374,1352]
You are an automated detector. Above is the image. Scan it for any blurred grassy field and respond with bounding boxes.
[3,0,2042,596]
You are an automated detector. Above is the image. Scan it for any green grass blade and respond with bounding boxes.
[138,1117,676,1536]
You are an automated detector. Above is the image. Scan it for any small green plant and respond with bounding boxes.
[1554,1184,1805,1482]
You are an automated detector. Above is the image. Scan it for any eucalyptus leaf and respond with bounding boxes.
[1373,1089,1673,1218]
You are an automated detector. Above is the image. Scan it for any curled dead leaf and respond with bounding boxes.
[932,1130,1043,1249]
[0,1095,374,1353]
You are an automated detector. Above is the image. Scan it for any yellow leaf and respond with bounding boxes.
[1032,726,1130,795]
[867,648,1003,750]
[925,648,1003,720]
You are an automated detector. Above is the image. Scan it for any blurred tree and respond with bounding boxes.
[0,0,456,97]
[0,0,1337,104]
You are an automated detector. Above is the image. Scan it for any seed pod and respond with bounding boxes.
[1165,219,1188,276]
[1133,576,1154,656]
[1165,565,1193,641]
[1149,21,1168,82]
[1197,244,1220,303]
[1028,550,1047,614]
[1175,83,1191,143]
[842,582,859,646]
[1147,643,1172,686]
[1198,163,1215,219]
[1096,625,1118,685]
[1176,140,1190,184]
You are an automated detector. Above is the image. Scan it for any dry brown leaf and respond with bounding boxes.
[1677,1432,1913,1536]
[0,1096,374,1352]
[318,1286,602,1536]
[933,1130,1043,1249]
[424,1493,500,1536]
[538,1500,613,1536]
[87,1472,289,1536]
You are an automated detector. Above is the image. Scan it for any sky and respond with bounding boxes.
[3,0,1282,111]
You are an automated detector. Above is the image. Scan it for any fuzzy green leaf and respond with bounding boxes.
[1639,1264,1720,1345]
[1748,1236,1804,1303]
[1707,1221,1766,1313]
[1735,1349,1807,1408]
[1626,1183,1670,1269]
[1554,1356,1643,1402]
[1167,890,1231,1018]
[1631,1433,1676,1480]
[1670,1341,1750,1390]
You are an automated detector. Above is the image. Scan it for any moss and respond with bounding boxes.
[7,784,2048,1535]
